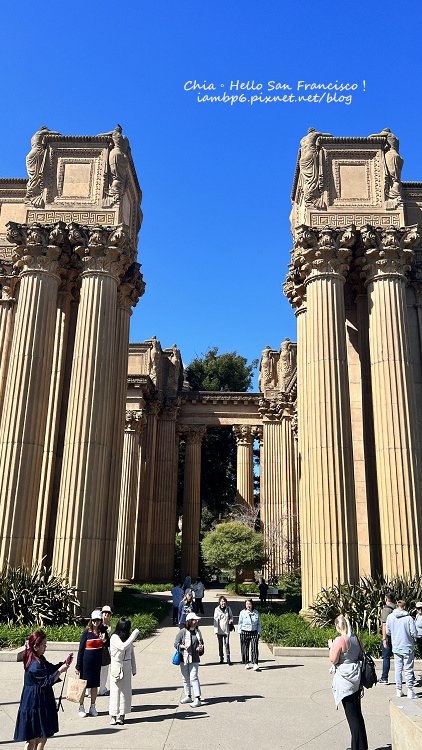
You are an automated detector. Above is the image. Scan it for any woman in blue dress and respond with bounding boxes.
[14,630,72,749]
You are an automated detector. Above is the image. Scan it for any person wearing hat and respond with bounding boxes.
[174,612,204,708]
[99,605,113,696]
[75,610,109,717]
[415,602,422,685]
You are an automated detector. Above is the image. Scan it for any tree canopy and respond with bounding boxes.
[201,521,267,588]
[187,347,257,392]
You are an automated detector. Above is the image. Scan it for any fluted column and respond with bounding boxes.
[180,425,206,578]
[280,414,298,572]
[101,264,145,601]
[134,398,160,580]
[293,225,359,603]
[0,269,18,418]
[0,223,63,566]
[233,425,256,507]
[148,404,179,581]
[260,415,284,579]
[52,224,132,611]
[296,304,312,607]
[115,410,145,583]
[362,225,422,575]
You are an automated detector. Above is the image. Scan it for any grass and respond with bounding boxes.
[0,587,170,649]
[125,583,172,593]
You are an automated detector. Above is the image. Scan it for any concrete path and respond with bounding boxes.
[0,589,412,749]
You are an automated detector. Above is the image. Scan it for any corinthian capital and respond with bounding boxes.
[292,224,355,284]
[178,424,207,445]
[360,224,420,284]
[125,409,146,434]
[7,221,65,277]
[71,224,133,280]
[117,262,146,310]
[232,424,257,446]
[283,263,306,309]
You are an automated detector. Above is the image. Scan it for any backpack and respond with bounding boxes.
[360,651,377,689]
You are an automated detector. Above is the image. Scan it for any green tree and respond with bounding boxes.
[201,522,267,591]
[187,347,257,392]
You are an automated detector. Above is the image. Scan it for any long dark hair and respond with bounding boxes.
[114,618,131,641]
[23,630,46,670]
[245,598,255,611]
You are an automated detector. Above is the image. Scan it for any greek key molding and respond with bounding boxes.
[27,210,116,225]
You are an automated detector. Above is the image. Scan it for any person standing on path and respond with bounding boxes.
[415,602,422,684]
[109,619,139,726]
[192,577,205,614]
[213,595,234,664]
[178,591,194,628]
[238,599,261,671]
[174,612,204,708]
[258,577,269,604]
[99,605,112,695]
[171,582,184,625]
[329,614,368,750]
[75,610,107,717]
[386,599,418,699]
[378,592,395,684]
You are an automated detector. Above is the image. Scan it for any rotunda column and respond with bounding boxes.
[361,225,422,575]
[233,424,256,508]
[0,222,64,566]
[180,425,206,578]
[52,224,132,611]
[293,225,359,603]
[134,398,160,580]
[115,410,145,584]
[0,268,18,417]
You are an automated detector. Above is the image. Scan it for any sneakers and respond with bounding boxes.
[253,664,260,671]
[180,695,192,704]
[408,689,417,700]
[190,698,201,708]
[98,688,109,696]
[78,705,87,718]
[110,716,117,725]
[88,705,98,717]
[219,658,224,664]
[378,678,388,684]
[227,658,232,665]
[245,663,252,670]
[117,715,124,724]
[396,688,403,698]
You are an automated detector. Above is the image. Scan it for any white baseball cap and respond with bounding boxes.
[101,605,112,613]
[91,609,102,620]
[185,612,200,622]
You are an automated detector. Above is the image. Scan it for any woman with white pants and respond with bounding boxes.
[174,612,204,707]
[109,619,139,725]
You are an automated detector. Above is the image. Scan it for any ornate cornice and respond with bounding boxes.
[180,392,261,405]
[258,393,295,422]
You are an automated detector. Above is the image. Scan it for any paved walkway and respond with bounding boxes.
[0,589,414,749]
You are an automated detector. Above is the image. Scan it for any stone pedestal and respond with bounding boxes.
[115,411,144,584]
[148,405,179,581]
[362,226,422,575]
[52,225,131,611]
[180,425,206,578]
[0,225,63,566]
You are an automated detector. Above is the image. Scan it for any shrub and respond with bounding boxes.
[309,574,422,634]
[225,582,259,594]
[126,583,172,593]
[0,562,80,626]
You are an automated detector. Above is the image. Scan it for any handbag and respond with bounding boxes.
[101,646,111,666]
[229,622,235,632]
[172,649,181,665]
[66,675,87,704]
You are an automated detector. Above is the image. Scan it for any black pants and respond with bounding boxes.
[240,631,259,664]
[194,598,204,614]
[342,690,368,750]
[217,633,231,660]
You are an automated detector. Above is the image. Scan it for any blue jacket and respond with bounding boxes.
[238,608,261,634]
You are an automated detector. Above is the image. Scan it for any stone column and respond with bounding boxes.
[52,225,131,611]
[233,425,256,508]
[148,404,179,581]
[180,425,206,578]
[115,410,145,584]
[280,412,298,572]
[293,225,359,603]
[101,264,145,601]
[362,225,422,575]
[0,222,63,566]
[0,268,18,418]
[133,398,160,580]
[260,413,284,579]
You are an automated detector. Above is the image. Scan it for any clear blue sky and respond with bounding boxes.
[1,1,421,389]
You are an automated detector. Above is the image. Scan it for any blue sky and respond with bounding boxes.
[1,1,421,388]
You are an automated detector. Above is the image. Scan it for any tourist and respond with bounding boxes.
[182,574,191,592]
[415,602,422,685]
[174,612,204,707]
[238,599,261,671]
[258,576,269,604]
[378,592,395,685]
[75,610,108,717]
[386,599,417,699]
[192,576,205,614]
[98,605,112,695]
[171,582,184,625]
[109,618,139,725]
[329,614,368,750]
[178,591,195,628]
[213,595,234,664]
[14,630,72,749]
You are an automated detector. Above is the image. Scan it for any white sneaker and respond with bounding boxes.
[396,688,403,698]
[78,705,87,718]
[253,664,260,671]
[88,705,98,717]
[85,689,91,697]
[180,696,192,704]
[110,716,117,725]
[190,698,201,708]
[245,663,252,670]
[408,689,417,700]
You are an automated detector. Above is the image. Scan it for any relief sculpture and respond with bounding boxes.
[368,128,403,209]
[299,127,332,209]
[97,124,130,206]
[25,126,61,207]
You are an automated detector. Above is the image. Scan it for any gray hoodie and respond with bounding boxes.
[386,608,417,653]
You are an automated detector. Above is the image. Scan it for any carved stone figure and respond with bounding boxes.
[299,128,332,209]
[258,345,275,391]
[25,126,61,207]
[167,344,182,393]
[97,124,130,206]
[278,338,297,390]
[149,335,162,385]
[368,128,403,207]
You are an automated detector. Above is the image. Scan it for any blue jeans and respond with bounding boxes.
[381,639,392,680]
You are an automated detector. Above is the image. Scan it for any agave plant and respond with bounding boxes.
[309,574,422,633]
[0,562,80,625]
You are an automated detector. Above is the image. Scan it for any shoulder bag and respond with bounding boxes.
[66,675,87,704]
